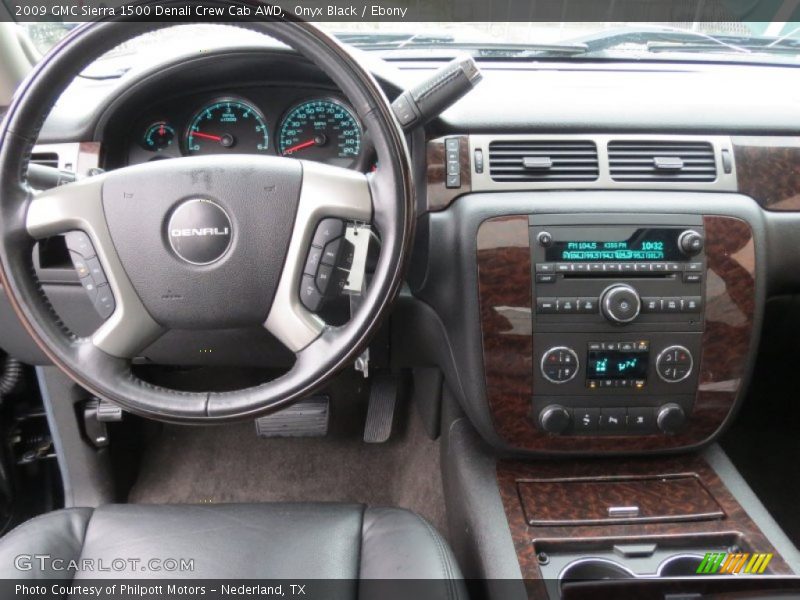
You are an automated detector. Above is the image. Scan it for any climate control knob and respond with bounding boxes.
[541,346,579,383]
[657,403,686,434]
[656,345,693,382]
[600,284,641,324]
[678,229,704,256]
[539,404,571,434]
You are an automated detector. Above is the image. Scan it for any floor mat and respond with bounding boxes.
[128,376,448,536]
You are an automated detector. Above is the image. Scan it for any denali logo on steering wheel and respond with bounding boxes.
[170,227,230,237]
[167,199,232,265]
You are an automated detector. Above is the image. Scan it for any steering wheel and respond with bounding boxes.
[0,7,414,422]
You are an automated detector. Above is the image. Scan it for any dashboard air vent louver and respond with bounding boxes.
[30,152,60,169]
[608,141,717,182]
[488,140,599,182]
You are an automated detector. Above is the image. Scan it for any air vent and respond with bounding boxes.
[489,140,599,182]
[30,152,59,169]
[608,141,717,182]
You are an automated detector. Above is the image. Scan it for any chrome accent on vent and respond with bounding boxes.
[489,140,599,182]
[469,135,737,193]
[30,142,100,176]
[609,140,717,182]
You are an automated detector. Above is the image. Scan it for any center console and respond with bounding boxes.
[476,208,758,454]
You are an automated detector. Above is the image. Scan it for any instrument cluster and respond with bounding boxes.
[127,88,365,169]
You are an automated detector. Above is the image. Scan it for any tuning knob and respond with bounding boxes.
[657,403,686,434]
[678,229,704,256]
[600,284,641,324]
[539,405,571,434]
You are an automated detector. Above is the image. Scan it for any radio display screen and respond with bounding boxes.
[587,350,649,380]
[545,228,683,262]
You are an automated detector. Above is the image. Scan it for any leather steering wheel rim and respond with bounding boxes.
[0,7,414,422]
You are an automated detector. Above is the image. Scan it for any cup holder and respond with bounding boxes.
[657,554,705,577]
[559,558,636,587]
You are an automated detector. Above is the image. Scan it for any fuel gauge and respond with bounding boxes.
[141,121,176,151]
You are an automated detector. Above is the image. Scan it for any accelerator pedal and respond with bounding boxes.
[363,373,399,443]
[255,396,329,438]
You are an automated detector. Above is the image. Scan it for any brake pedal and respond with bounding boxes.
[363,373,399,443]
[255,396,329,438]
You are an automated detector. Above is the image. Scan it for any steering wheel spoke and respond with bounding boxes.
[27,177,163,358]
[264,160,372,353]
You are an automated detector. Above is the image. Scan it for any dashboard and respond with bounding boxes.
[126,86,368,169]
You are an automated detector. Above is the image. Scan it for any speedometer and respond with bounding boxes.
[185,98,269,156]
[278,98,362,167]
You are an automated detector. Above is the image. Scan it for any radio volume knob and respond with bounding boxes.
[678,229,704,256]
[600,284,641,324]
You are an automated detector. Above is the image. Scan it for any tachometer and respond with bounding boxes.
[278,98,362,166]
[185,98,269,156]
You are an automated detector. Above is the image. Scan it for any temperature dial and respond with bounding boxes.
[141,121,175,151]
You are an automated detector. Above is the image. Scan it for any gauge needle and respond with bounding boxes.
[192,131,223,142]
[283,139,316,155]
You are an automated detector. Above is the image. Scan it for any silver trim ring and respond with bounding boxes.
[655,344,694,383]
[166,198,233,266]
[601,283,641,324]
[540,346,580,384]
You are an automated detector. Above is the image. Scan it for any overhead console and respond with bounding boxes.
[475,206,758,455]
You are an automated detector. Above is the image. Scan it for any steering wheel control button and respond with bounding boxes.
[85,257,107,285]
[71,253,91,279]
[65,231,95,258]
[167,199,232,265]
[601,284,641,324]
[316,265,334,294]
[541,347,579,383]
[300,275,323,312]
[656,345,693,382]
[94,285,116,319]
[322,238,342,266]
[303,247,323,276]
[312,218,344,247]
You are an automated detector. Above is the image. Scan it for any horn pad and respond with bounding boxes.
[101,155,301,329]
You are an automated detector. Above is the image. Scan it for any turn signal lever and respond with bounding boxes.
[391,55,482,131]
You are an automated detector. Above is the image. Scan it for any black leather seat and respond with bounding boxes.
[0,503,465,591]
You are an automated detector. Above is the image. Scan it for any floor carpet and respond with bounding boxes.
[128,372,448,536]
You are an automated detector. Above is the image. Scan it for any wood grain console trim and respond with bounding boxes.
[733,136,800,211]
[498,456,792,597]
[476,215,755,453]
[426,136,471,211]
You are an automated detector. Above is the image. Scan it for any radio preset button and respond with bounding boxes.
[577,297,598,313]
[557,297,578,313]
[536,297,558,313]
[536,273,556,284]
[536,263,555,273]
[686,262,703,272]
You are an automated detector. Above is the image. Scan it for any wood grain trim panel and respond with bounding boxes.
[476,215,755,453]
[426,135,471,211]
[498,456,792,594]
[518,475,723,526]
[733,136,800,211]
